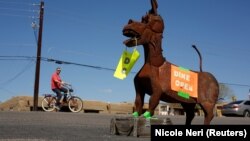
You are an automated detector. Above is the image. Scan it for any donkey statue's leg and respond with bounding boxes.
[200,102,216,125]
[198,76,219,125]
[144,85,163,118]
[181,103,196,125]
[133,78,145,117]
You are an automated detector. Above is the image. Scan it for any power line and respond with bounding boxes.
[0,56,36,60]
[0,1,32,6]
[219,82,250,88]
[0,0,39,18]
[0,55,249,88]
[41,57,116,72]
[0,55,125,72]
[0,7,39,13]
[0,60,35,86]
[0,58,33,61]
[0,13,30,18]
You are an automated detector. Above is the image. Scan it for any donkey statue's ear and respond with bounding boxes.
[149,0,158,15]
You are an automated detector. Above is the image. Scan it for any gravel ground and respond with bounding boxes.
[0,111,249,141]
[0,111,150,141]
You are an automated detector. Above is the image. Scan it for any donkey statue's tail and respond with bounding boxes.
[192,45,203,72]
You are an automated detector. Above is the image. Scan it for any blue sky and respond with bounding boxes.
[0,0,250,103]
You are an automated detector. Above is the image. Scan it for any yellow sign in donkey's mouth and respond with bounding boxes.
[114,48,140,80]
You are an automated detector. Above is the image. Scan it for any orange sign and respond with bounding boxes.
[171,65,198,98]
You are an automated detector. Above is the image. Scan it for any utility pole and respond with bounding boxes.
[33,1,44,111]
[248,89,250,100]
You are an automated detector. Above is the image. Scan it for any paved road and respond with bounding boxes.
[0,111,249,141]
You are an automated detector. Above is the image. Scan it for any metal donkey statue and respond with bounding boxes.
[122,0,219,125]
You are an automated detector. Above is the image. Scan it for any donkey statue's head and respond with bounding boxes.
[123,0,164,47]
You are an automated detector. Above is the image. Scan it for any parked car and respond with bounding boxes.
[221,100,250,117]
